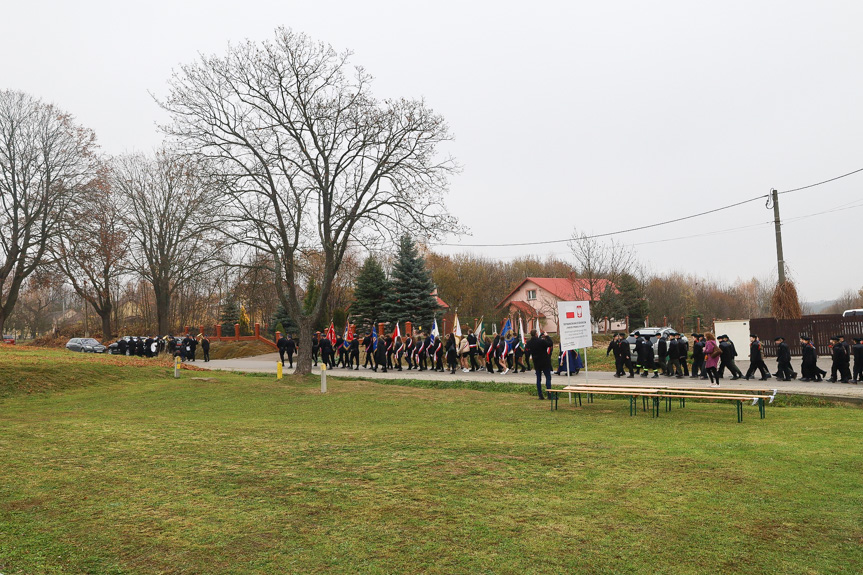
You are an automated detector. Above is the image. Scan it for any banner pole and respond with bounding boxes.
[584,347,589,385]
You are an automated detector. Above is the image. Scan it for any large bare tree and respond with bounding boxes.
[160,28,457,374]
[54,165,127,340]
[112,150,221,335]
[0,90,97,336]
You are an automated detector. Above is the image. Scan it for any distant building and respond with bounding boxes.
[496,276,617,334]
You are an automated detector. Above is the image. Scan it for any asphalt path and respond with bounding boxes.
[200,352,863,400]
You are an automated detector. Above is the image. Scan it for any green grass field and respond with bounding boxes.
[1,347,862,574]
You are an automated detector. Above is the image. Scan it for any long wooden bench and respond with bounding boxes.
[546,386,773,422]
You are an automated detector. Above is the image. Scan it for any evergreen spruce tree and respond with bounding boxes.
[219,298,241,336]
[351,257,390,329]
[269,302,299,336]
[384,236,439,330]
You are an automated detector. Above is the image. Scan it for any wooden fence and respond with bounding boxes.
[749,315,863,356]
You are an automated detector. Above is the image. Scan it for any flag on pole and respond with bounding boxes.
[326,322,337,345]
[389,322,400,350]
[371,323,378,351]
[493,323,497,336]
[453,313,462,337]
[475,317,484,339]
[431,318,439,345]
[519,317,526,345]
[342,323,353,349]
[500,318,513,339]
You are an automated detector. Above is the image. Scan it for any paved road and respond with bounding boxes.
[200,352,863,400]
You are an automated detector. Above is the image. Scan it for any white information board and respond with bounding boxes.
[558,300,592,351]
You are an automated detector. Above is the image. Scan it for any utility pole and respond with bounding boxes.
[771,188,786,284]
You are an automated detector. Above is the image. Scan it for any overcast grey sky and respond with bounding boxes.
[3,0,861,302]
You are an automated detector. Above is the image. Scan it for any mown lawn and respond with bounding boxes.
[1,347,862,574]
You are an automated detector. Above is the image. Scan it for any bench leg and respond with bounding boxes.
[737,400,743,423]
[630,395,635,416]
[654,397,660,418]
[577,392,582,407]
[760,397,765,419]
[642,396,647,412]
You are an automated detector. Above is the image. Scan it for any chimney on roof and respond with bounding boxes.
[568,271,577,282]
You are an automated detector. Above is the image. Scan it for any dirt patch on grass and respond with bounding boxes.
[208,340,275,360]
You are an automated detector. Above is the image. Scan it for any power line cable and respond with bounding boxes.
[434,165,863,249]
[778,167,863,195]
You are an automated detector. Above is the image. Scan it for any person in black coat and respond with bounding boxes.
[374,337,388,372]
[657,335,669,376]
[774,336,795,381]
[201,335,210,362]
[607,335,623,377]
[667,333,683,378]
[718,335,743,380]
[744,335,770,380]
[799,335,820,381]
[311,333,320,366]
[828,336,851,383]
[634,332,647,375]
[348,336,359,370]
[617,333,635,378]
[690,334,705,379]
[362,333,374,369]
[285,335,297,368]
[525,330,554,399]
[852,337,863,383]
[187,336,197,362]
[446,334,458,374]
[319,336,333,369]
[277,334,288,366]
[117,337,128,356]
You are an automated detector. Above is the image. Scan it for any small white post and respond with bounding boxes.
[321,364,327,393]
[174,356,180,379]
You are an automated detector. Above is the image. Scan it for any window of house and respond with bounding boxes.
[527,289,537,301]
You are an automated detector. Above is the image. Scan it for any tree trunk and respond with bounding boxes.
[294,317,314,376]
[99,301,113,342]
[154,284,171,335]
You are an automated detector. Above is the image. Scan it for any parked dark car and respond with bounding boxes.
[66,337,107,353]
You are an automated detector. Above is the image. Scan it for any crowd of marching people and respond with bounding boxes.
[276,318,562,376]
[111,333,211,362]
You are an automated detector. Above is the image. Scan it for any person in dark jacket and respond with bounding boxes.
[201,335,210,362]
[617,333,635,378]
[799,335,820,381]
[691,334,705,379]
[311,333,320,366]
[526,330,553,399]
[828,336,851,383]
[445,334,458,374]
[608,334,623,377]
[285,335,297,368]
[362,333,374,369]
[641,335,658,378]
[117,337,128,356]
[277,334,289,366]
[657,334,669,376]
[852,337,863,383]
[667,333,683,378]
[774,336,795,381]
[187,335,197,362]
[679,335,689,376]
[349,336,360,370]
[144,336,154,358]
[634,332,647,375]
[718,335,743,380]
[466,330,479,371]
[744,334,770,380]
[374,335,388,372]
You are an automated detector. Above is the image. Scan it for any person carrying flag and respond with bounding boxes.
[466,328,479,372]
[404,333,415,370]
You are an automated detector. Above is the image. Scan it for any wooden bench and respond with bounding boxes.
[547,386,773,422]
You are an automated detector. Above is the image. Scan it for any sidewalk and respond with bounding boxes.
[201,353,863,401]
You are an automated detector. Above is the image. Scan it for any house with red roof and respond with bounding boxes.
[496,275,617,334]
